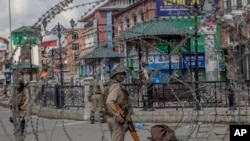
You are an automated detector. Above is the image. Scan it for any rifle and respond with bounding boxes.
[114,103,140,141]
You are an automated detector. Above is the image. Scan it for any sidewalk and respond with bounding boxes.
[1,96,249,124]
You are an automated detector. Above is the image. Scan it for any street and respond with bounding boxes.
[0,106,153,141]
[0,106,230,141]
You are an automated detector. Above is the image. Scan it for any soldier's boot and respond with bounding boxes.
[100,111,105,123]
[20,117,25,135]
[90,111,95,124]
[9,116,13,123]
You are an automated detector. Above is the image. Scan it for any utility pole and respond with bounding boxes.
[8,0,13,83]
[8,0,13,56]
[43,19,75,108]
[52,49,54,78]
[30,40,33,81]
[194,1,201,110]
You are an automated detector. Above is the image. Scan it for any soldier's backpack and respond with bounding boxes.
[150,124,179,141]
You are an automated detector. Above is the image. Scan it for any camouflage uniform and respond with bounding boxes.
[106,64,133,141]
[141,62,154,111]
[7,79,30,134]
[87,76,105,124]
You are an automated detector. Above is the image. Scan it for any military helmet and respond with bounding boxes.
[110,64,127,78]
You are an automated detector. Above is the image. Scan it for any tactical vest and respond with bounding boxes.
[16,89,27,106]
[89,79,101,94]
[108,83,129,110]
[119,84,129,109]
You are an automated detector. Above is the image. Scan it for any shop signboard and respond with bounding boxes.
[147,53,180,83]
[156,0,203,17]
[148,53,180,70]
[183,52,205,68]
[151,71,169,84]
[156,0,219,17]
[0,43,7,50]
[12,26,39,45]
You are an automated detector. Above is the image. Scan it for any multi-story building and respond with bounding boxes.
[76,0,250,82]
[65,28,84,73]
[40,43,67,81]
[221,0,250,80]
[75,0,138,76]
[0,36,9,85]
[113,0,213,83]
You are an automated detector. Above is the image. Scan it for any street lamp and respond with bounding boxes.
[70,18,76,29]
[42,19,75,108]
[27,37,35,81]
[193,1,203,110]
[42,19,76,85]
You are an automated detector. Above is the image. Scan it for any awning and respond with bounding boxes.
[3,68,12,73]
[115,18,194,40]
[12,60,39,69]
[82,47,124,59]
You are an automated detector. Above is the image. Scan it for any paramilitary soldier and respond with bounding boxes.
[141,61,154,111]
[7,79,30,135]
[87,72,105,124]
[106,64,133,141]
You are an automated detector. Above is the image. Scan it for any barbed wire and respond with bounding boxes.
[2,0,250,141]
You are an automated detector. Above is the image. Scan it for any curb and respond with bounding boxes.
[1,101,250,123]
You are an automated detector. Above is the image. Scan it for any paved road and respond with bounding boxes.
[0,106,230,141]
[0,106,156,141]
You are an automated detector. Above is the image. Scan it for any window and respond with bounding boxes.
[118,21,123,34]
[141,12,144,22]
[133,15,137,25]
[126,18,130,28]
[237,0,242,8]
[72,54,79,61]
[72,32,79,40]
[225,0,250,10]
[72,44,79,51]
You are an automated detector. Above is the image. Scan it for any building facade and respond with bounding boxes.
[221,0,250,80]
[76,0,138,76]
[0,37,9,85]
[65,28,84,73]
[74,0,250,82]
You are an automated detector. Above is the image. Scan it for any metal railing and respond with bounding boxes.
[35,85,84,109]
[35,81,250,109]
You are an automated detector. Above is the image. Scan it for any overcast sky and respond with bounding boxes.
[0,0,101,40]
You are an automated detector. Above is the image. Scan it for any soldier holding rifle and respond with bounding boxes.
[7,79,30,136]
[106,64,139,141]
[140,61,154,111]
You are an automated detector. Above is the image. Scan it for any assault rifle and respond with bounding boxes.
[114,103,140,141]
